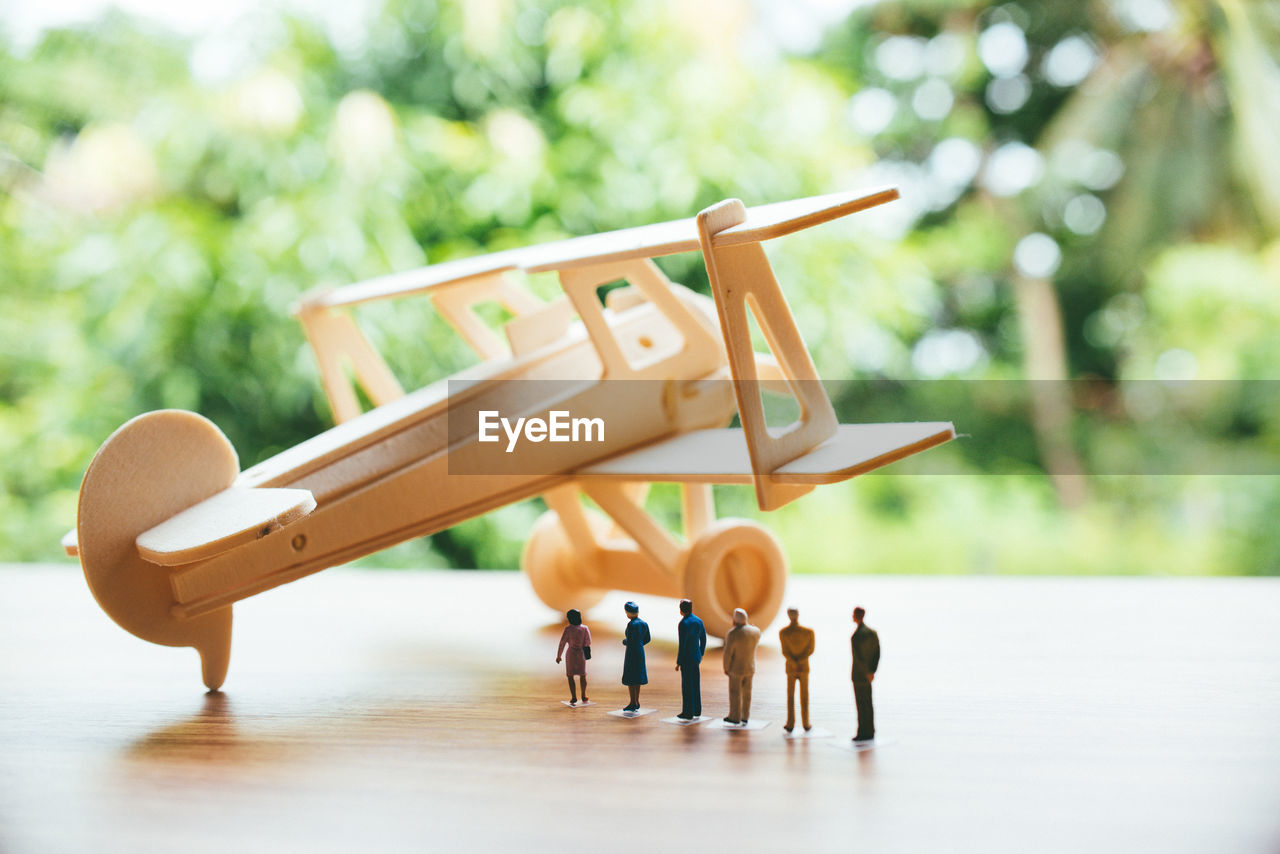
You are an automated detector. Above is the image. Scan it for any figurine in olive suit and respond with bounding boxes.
[621,601,651,711]
[850,606,881,742]
[778,607,815,732]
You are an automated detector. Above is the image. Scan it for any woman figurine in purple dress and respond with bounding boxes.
[555,609,592,705]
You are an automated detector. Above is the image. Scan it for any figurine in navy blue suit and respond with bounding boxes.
[621,601,651,711]
[675,599,707,719]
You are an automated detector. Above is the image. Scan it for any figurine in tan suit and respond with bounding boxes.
[778,607,815,732]
[722,608,761,725]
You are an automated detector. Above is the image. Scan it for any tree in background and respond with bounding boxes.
[1,0,1276,574]
[798,0,1280,574]
[0,0,865,566]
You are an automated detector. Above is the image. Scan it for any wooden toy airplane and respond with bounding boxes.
[63,189,955,690]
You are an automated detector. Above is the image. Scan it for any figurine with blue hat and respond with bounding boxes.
[620,601,651,711]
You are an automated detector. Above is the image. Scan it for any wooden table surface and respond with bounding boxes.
[2,565,1278,853]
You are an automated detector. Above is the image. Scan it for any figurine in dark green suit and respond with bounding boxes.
[850,606,881,742]
[621,601,651,711]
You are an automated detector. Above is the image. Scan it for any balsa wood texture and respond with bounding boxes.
[65,190,955,686]
[305,187,899,307]
[135,487,316,566]
[2,566,1278,854]
[74,410,238,690]
[698,198,839,510]
[581,422,957,483]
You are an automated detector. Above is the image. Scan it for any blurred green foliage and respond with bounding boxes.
[1,0,1277,574]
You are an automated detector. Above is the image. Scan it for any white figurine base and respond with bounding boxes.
[607,707,658,718]
[560,700,597,708]
[660,715,712,726]
[706,719,770,731]
[832,736,893,752]
[781,726,832,739]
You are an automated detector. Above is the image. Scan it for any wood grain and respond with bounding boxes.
[308,188,900,303]
[2,566,1278,853]
[135,486,316,566]
[579,423,957,483]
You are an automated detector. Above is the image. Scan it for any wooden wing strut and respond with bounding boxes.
[294,301,405,424]
[696,199,839,511]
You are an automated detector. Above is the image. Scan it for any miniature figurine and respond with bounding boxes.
[675,598,707,719]
[722,608,761,725]
[850,606,881,742]
[621,602,651,711]
[778,606,815,733]
[555,608,592,705]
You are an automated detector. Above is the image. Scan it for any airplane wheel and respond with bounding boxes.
[522,509,610,614]
[76,410,237,690]
[683,519,787,638]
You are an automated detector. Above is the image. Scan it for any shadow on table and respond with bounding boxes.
[123,693,271,764]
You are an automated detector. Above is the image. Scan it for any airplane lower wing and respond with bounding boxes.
[576,422,955,484]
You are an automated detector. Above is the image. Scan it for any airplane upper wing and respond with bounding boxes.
[308,249,526,309]
[519,187,900,272]
[517,217,702,273]
[306,187,900,308]
[713,188,899,247]
[576,421,955,484]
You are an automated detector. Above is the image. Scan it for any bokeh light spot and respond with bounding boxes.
[1013,232,1063,278]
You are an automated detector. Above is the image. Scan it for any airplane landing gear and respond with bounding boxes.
[522,488,787,638]
[682,519,787,638]
[521,508,610,613]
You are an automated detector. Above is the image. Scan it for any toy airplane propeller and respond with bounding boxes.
[63,188,955,690]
